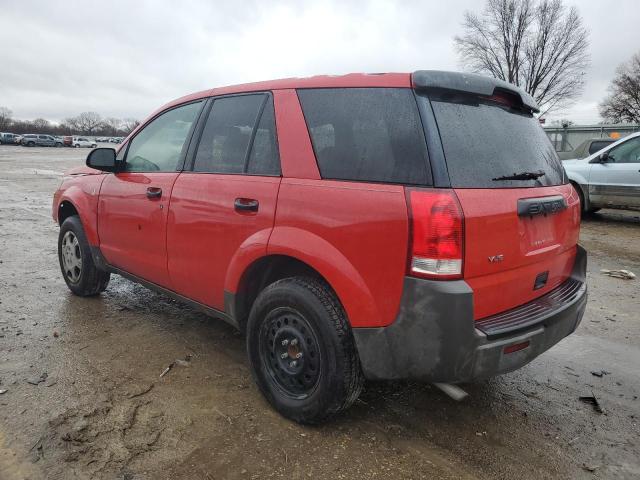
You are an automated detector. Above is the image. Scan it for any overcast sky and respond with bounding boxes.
[1,0,638,125]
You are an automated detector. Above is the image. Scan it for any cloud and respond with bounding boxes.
[0,0,638,124]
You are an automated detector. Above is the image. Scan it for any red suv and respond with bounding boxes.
[53,71,587,423]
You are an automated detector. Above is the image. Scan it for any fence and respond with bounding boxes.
[543,124,640,153]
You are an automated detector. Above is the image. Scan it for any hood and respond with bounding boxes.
[64,165,104,176]
[561,158,587,166]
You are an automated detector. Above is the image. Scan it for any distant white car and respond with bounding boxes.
[563,131,640,213]
[73,137,97,148]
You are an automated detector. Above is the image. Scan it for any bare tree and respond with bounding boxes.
[75,112,103,135]
[599,52,640,123]
[454,0,589,115]
[103,117,122,136]
[0,107,13,130]
[63,116,81,133]
[121,118,140,135]
[32,118,51,133]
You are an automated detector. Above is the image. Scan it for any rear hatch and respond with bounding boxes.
[423,88,580,320]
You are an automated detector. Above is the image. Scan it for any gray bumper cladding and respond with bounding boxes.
[352,245,588,382]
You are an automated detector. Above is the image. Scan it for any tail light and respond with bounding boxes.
[406,188,464,279]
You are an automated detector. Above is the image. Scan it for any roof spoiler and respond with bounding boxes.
[412,70,539,113]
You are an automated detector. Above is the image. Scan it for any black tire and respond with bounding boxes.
[55,142,62,147]
[247,277,364,424]
[58,216,110,296]
[27,141,35,147]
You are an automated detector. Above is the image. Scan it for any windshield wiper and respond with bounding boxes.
[492,170,546,181]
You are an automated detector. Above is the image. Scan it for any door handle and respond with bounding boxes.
[146,187,162,199]
[234,198,259,212]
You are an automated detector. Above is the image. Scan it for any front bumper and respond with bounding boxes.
[352,245,588,382]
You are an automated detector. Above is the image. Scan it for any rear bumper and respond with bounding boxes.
[352,245,587,382]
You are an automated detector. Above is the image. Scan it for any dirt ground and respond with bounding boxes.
[0,145,638,480]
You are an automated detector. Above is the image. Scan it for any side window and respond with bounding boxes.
[608,137,640,164]
[588,141,612,155]
[125,101,202,172]
[193,94,264,173]
[247,97,280,175]
[297,88,431,185]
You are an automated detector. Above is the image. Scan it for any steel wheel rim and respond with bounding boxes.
[61,231,82,284]
[259,307,322,399]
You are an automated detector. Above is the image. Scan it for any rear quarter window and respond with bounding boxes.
[297,88,431,185]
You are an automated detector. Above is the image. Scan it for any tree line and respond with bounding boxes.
[0,109,140,137]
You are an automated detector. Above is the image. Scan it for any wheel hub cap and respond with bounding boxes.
[61,231,82,283]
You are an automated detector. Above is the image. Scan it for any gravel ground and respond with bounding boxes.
[0,145,638,480]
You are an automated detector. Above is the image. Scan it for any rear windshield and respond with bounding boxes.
[298,88,431,185]
[424,91,565,188]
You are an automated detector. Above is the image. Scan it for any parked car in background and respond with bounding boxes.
[72,137,97,148]
[52,136,64,147]
[557,137,616,160]
[20,134,38,146]
[21,134,60,147]
[0,132,19,145]
[63,136,73,147]
[565,132,640,213]
[14,135,23,145]
[52,71,586,423]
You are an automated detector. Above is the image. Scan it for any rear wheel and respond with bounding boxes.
[27,141,35,147]
[58,216,110,296]
[247,277,364,424]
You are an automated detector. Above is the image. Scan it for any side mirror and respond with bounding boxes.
[86,148,119,172]
[590,152,610,164]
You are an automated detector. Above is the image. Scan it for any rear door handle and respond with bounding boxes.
[234,198,259,212]
[146,187,162,199]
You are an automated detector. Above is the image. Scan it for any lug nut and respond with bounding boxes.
[289,360,297,368]
[280,352,288,359]
[281,339,289,346]
[290,338,298,346]
[295,352,303,359]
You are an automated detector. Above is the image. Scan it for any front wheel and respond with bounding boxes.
[247,277,364,424]
[573,183,600,217]
[58,216,110,296]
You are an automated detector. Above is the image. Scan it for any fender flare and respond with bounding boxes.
[57,186,100,246]
[229,226,381,328]
[223,228,272,294]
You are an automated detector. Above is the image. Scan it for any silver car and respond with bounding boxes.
[563,132,640,213]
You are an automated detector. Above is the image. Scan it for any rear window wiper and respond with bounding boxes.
[492,170,546,181]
